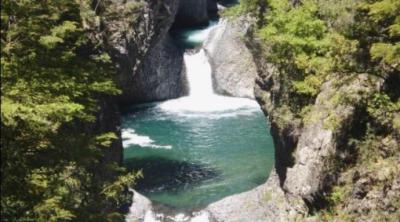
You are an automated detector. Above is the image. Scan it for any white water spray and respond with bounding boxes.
[159,21,258,114]
[185,50,214,97]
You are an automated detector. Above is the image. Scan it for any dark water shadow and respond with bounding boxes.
[124,156,220,194]
[169,18,220,50]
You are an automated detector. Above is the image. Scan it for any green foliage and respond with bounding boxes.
[96,132,119,147]
[221,4,247,18]
[255,0,359,116]
[370,43,400,68]
[237,0,399,219]
[353,0,400,75]
[1,0,136,221]
[315,0,361,34]
[367,93,400,131]
[292,75,323,96]
[259,0,330,67]
[222,0,267,23]
[329,186,346,204]
[102,171,143,205]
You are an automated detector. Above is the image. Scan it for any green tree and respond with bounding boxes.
[1,0,139,221]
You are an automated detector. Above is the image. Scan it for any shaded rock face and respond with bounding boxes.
[95,99,123,164]
[82,97,123,171]
[208,0,219,14]
[100,0,184,105]
[84,0,184,177]
[204,17,258,99]
[122,35,188,104]
[174,0,218,27]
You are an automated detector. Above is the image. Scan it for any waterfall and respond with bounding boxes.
[158,20,258,114]
[185,50,214,97]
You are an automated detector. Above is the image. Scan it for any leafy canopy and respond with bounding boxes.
[1,0,139,221]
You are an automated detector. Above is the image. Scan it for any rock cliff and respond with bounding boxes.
[98,0,185,105]
[204,16,258,99]
[202,45,386,222]
[121,35,188,103]
[82,0,184,171]
[250,35,398,221]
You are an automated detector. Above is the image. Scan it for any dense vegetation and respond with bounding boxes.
[227,0,399,220]
[1,1,141,221]
[1,0,398,221]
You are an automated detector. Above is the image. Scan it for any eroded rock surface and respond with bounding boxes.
[282,75,382,201]
[123,35,188,103]
[204,17,258,99]
[205,170,305,222]
[98,0,185,105]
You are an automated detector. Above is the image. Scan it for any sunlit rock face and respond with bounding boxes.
[204,16,258,99]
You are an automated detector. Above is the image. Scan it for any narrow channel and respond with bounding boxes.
[122,18,274,210]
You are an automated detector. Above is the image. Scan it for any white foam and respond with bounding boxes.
[143,211,210,222]
[166,213,190,222]
[158,48,260,115]
[186,50,214,97]
[144,211,162,222]
[159,96,258,113]
[217,4,226,10]
[190,212,210,222]
[122,129,172,149]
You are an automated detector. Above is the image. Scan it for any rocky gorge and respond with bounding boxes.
[2,0,398,221]
[93,0,399,221]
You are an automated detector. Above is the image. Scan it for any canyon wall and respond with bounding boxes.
[102,0,220,105]
[204,13,397,222]
[245,16,398,222]
[92,0,220,163]
[119,2,399,221]
[99,0,183,105]
[201,19,389,221]
[120,35,187,104]
[84,0,182,170]
[204,16,258,99]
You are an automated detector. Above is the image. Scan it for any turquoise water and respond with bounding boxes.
[122,18,275,210]
[122,103,274,209]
